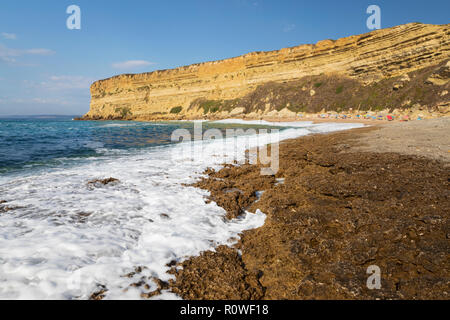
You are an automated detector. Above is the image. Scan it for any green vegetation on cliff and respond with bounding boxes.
[170,106,183,114]
[114,107,132,119]
[188,61,449,116]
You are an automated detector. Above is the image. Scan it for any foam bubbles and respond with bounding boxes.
[0,120,364,299]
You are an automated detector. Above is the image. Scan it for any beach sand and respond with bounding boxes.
[165,118,449,300]
[352,117,450,164]
[228,116,391,125]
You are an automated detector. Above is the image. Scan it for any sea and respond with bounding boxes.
[0,115,364,299]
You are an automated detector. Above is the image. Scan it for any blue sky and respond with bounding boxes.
[0,0,448,115]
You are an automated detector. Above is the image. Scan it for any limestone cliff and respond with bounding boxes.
[81,23,450,120]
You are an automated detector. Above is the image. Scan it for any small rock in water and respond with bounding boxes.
[89,284,108,300]
[87,177,120,188]
[140,278,170,299]
[0,201,15,213]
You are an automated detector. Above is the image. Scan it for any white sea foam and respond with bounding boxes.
[211,119,314,127]
[0,120,364,300]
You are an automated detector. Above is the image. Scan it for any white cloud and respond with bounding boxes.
[0,75,91,115]
[0,45,18,63]
[30,97,73,105]
[40,75,94,90]
[0,44,55,64]
[25,48,54,55]
[0,97,75,106]
[112,60,154,69]
[1,32,17,40]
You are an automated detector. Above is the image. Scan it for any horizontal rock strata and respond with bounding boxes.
[81,23,450,120]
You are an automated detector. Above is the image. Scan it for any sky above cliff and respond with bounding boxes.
[0,0,449,115]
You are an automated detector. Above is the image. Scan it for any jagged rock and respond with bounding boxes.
[412,103,423,111]
[170,126,450,299]
[229,107,245,116]
[0,201,17,213]
[87,177,120,189]
[401,74,411,82]
[393,83,404,91]
[278,108,297,117]
[426,61,450,85]
[436,101,450,114]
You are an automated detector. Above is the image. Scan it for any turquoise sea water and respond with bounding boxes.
[0,116,184,175]
[1,116,277,175]
[0,116,288,176]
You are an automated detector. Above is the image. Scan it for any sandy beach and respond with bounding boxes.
[162,118,450,300]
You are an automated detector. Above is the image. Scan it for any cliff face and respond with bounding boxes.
[82,23,450,120]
